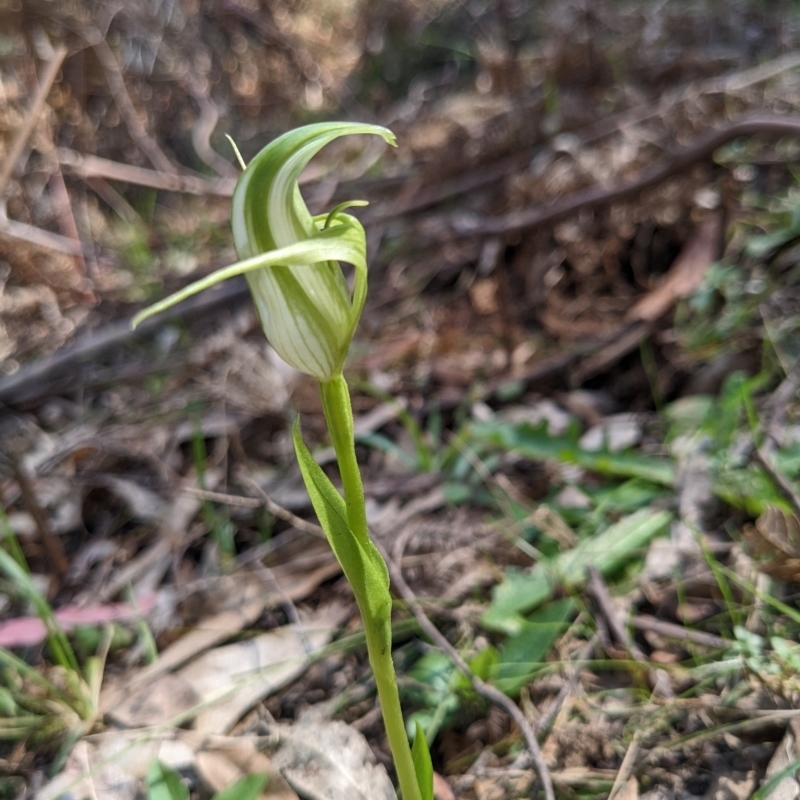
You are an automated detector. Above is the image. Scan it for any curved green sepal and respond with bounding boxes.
[133,122,395,381]
[131,220,365,332]
[231,122,394,258]
[225,134,247,171]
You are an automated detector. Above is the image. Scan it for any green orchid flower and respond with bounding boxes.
[132,122,396,381]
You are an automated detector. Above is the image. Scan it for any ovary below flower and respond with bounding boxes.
[131,122,396,382]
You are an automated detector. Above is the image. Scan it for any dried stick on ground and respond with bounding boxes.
[0,277,250,406]
[239,475,327,538]
[0,217,86,257]
[372,51,800,227]
[457,114,800,237]
[85,28,177,175]
[12,458,69,585]
[36,113,92,283]
[607,729,642,800]
[372,538,555,800]
[0,46,67,198]
[534,634,597,739]
[587,567,647,663]
[0,47,81,257]
[57,149,236,196]
[630,615,726,649]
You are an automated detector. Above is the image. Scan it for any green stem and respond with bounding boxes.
[320,375,370,548]
[320,374,423,800]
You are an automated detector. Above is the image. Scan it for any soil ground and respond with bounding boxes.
[1,3,800,799]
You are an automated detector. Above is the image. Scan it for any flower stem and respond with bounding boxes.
[320,374,423,800]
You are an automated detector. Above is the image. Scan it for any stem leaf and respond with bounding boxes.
[292,420,391,640]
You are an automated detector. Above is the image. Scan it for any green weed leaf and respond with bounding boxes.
[493,598,576,696]
[146,761,188,800]
[0,548,78,673]
[750,757,800,800]
[472,420,675,487]
[211,773,269,800]
[745,220,800,258]
[411,722,434,800]
[483,508,672,634]
[467,645,499,682]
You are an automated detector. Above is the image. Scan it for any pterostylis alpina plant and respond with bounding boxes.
[132,123,432,800]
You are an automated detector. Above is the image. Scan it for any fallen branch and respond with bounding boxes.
[454,114,800,236]
[12,458,69,587]
[0,46,67,198]
[630,615,727,649]
[57,148,236,196]
[86,29,177,175]
[0,215,86,257]
[587,567,648,663]
[0,276,250,407]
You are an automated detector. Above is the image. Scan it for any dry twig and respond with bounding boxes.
[179,486,263,509]
[455,114,800,237]
[371,51,800,229]
[11,458,69,586]
[0,46,84,258]
[86,30,177,175]
[0,46,68,198]
[0,216,86,257]
[630,615,726,649]
[607,730,642,800]
[587,567,647,663]
[239,474,326,538]
[0,277,250,406]
[57,148,236,196]
[534,634,598,738]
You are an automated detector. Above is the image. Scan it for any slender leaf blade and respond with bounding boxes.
[472,420,675,487]
[292,420,391,640]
